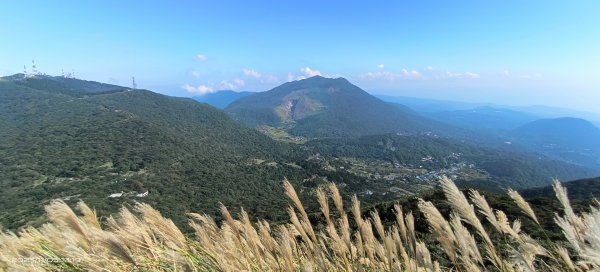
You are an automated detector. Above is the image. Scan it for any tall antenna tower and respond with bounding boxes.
[31,60,38,75]
[132,77,137,90]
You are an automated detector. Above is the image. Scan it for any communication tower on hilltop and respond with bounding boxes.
[132,77,137,90]
[31,60,38,75]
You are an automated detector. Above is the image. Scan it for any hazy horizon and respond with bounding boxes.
[2,1,599,114]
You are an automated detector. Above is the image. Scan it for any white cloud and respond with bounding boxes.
[445,71,481,79]
[363,71,401,81]
[519,73,543,79]
[243,69,280,84]
[377,64,385,69]
[401,69,423,79]
[427,66,434,71]
[195,54,208,61]
[182,84,214,95]
[362,68,423,81]
[220,78,245,90]
[464,72,481,78]
[286,67,339,82]
[190,71,201,78]
[243,69,261,79]
[234,78,245,86]
[300,67,321,77]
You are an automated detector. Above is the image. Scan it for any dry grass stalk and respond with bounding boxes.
[508,188,540,225]
[1,177,600,271]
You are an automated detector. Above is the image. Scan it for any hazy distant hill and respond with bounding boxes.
[0,75,306,229]
[375,95,485,113]
[193,90,254,109]
[226,76,445,138]
[510,117,600,168]
[426,106,539,132]
[376,94,600,124]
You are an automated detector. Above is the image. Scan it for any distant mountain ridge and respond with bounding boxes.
[376,94,600,124]
[226,76,448,138]
[426,106,539,132]
[509,117,600,168]
[193,90,254,109]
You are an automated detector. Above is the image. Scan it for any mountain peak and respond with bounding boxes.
[226,77,434,137]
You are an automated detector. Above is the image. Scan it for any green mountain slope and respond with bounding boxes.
[226,76,442,138]
[0,75,307,229]
[520,176,600,200]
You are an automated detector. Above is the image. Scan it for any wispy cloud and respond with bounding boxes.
[499,70,542,79]
[220,78,245,90]
[195,54,208,61]
[519,73,543,79]
[363,71,401,81]
[377,64,385,69]
[243,69,261,78]
[182,84,214,95]
[401,69,423,79]
[283,67,322,81]
[300,67,321,77]
[362,68,423,81]
[444,71,481,79]
[190,71,201,78]
[242,69,280,84]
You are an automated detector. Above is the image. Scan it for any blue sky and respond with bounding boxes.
[1,1,599,113]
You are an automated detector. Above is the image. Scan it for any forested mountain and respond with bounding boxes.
[1,74,597,232]
[509,117,600,168]
[226,76,443,138]
[193,90,254,109]
[520,176,600,200]
[0,75,309,229]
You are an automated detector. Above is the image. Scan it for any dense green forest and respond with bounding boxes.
[0,76,313,230]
